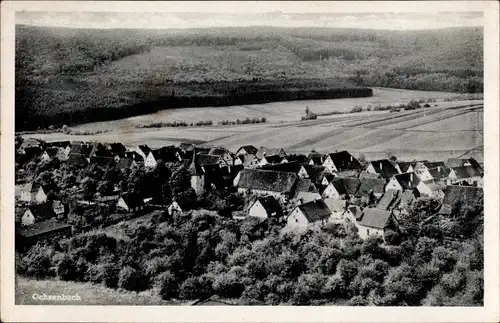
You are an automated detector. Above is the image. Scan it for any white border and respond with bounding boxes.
[1,1,499,322]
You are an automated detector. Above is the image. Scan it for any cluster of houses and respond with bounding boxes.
[15,137,484,246]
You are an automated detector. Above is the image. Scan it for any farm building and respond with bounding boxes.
[298,165,331,184]
[21,203,57,226]
[285,199,331,230]
[355,208,398,241]
[366,160,400,179]
[116,157,137,171]
[395,161,416,173]
[233,169,298,201]
[67,153,89,168]
[134,144,152,160]
[235,153,258,168]
[117,193,145,212]
[322,151,362,172]
[342,177,361,196]
[448,166,482,185]
[106,142,127,155]
[115,151,144,164]
[247,196,283,220]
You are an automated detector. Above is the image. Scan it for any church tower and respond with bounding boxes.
[188,147,205,195]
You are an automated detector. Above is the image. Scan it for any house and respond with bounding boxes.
[344,205,363,223]
[395,161,417,173]
[67,153,89,168]
[343,177,361,196]
[189,148,206,195]
[235,145,258,158]
[385,172,420,192]
[197,154,228,168]
[322,178,347,199]
[17,219,72,248]
[448,166,482,185]
[144,150,158,169]
[322,151,362,172]
[298,165,331,185]
[428,166,451,183]
[152,146,179,163]
[308,154,325,166]
[106,142,127,155]
[116,157,137,171]
[167,199,192,216]
[359,172,383,180]
[234,154,258,168]
[320,173,337,187]
[413,162,446,182]
[335,170,360,178]
[259,154,287,166]
[261,161,302,174]
[21,203,57,226]
[40,147,61,163]
[355,178,386,200]
[366,160,400,179]
[233,169,298,201]
[286,154,309,164]
[376,189,401,211]
[116,193,145,212]
[247,196,283,220]
[256,147,287,160]
[90,156,114,168]
[446,158,482,170]
[417,181,447,198]
[135,145,152,160]
[115,151,144,164]
[399,189,419,209]
[286,199,331,230]
[292,178,321,202]
[323,198,347,223]
[208,147,235,165]
[19,182,47,203]
[52,200,65,217]
[69,143,93,159]
[356,208,398,241]
[439,185,484,215]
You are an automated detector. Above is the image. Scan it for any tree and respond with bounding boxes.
[118,266,149,292]
[158,271,180,300]
[81,177,97,201]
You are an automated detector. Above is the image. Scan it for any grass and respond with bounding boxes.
[16,277,186,305]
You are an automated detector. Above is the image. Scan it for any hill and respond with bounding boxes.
[15,25,483,130]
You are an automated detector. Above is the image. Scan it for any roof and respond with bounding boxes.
[26,203,57,221]
[19,219,71,238]
[393,172,420,190]
[358,208,393,229]
[308,155,324,165]
[237,145,258,155]
[253,196,282,216]
[396,161,416,173]
[323,198,347,213]
[197,154,224,166]
[179,143,195,151]
[118,151,144,162]
[452,166,482,179]
[359,172,383,179]
[67,154,89,167]
[261,161,302,173]
[400,189,418,206]
[422,161,446,169]
[69,144,92,157]
[236,169,298,193]
[208,147,233,157]
[424,182,447,192]
[117,158,134,170]
[321,173,336,184]
[428,166,451,180]
[330,178,347,195]
[296,199,331,223]
[21,182,42,193]
[188,148,204,176]
[20,138,43,149]
[90,156,114,168]
[49,141,71,148]
[355,178,386,197]
[342,177,361,195]
[151,146,178,163]
[376,189,401,211]
[325,151,361,170]
[369,160,400,178]
[442,185,484,207]
[256,147,287,160]
[446,158,481,169]
[293,178,319,194]
[347,205,363,221]
[302,165,330,183]
[239,154,256,167]
[335,170,360,178]
[108,143,127,154]
[262,154,284,164]
[119,193,144,209]
[138,145,152,156]
[286,155,309,164]
[45,147,60,158]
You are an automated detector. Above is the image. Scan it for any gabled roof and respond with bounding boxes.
[286,154,309,164]
[329,178,347,195]
[446,158,481,169]
[368,160,400,178]
[359,172,383,179]
[323,198,347,213]
[358,208,393,229]
[442,185,483,207]
[302,165,330,183]
[325,151,362,170]
[393,172,420,190]
[118,151,144,163]
[69,144,92,157]
[256,147,287,160]
[262,154,284,164]
[396,161,417,173]
[347,205,363,221]
[197,154,224,166]
[376,189,401,211]
[308,155,324,165]
[335,170,360,178]
[188,148,204,176]
[236,145,258,155]
[253,196,282,217]
[119,193,144,209]
[44,147,60,158]
[296,199,331,223]
[400,189,419,206]
[261,161,302,173]
[90,156,114,168]
[108,143,127,154]
[422,161,446,169]
[236,169,298,193]
[49,141,71,148]
[239,154,257,167]
[208,147,233,157]
[321,173,336,184]
[293,178,319,194]
[67,154,89,167]
[428,166,451,180]
[355,178,386,197]
[138,144,152,156]
[19,219,71,238]
[26,203,56,221]
[342,177,361,195]
[452,166,482,179]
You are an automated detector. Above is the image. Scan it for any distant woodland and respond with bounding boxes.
[15,25,483,130]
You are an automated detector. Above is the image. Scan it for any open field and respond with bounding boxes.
[69,87,464,132]
[24,98,484,163]
[15,277,185,305]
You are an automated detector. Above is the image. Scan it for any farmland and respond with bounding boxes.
[24,95,484,163]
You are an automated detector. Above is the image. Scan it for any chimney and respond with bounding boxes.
[410,173,413,183]
[438,166,441,171]
[379,162,382,170]
[350,155,353,162]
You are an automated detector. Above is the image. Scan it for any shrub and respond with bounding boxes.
[179,275,214,300]
[212,273,245,298]
[56,255,79,281]
[158,271,179,300]
[118,266,149,292]
[21,244,55,279]
[350,106,363,113]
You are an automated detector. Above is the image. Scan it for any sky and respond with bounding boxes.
[15,3,483,30]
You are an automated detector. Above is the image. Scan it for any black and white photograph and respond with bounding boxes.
[1,1,499,322]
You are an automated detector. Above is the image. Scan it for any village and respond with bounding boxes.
[15,136,484,248]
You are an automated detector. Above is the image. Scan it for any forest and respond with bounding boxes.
[15,25,483,130]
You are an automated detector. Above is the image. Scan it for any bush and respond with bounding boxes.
[118,266,149,292]
[179,275,214,300]
[56,255,79,281]
[21,244,55,279]
[350,106,363,113]
[102,263,120,288]
[158,271,179,300]
[212,273,245,298]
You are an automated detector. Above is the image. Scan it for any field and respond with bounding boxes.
[15,277,186,305]
[24,93,484,163]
